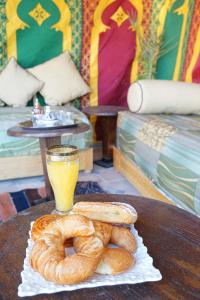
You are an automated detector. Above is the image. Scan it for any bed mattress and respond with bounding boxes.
[117,111,200,215]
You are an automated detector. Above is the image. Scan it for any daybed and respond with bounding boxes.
[114,111,200,216]
[0,106,93,180]
[0,51,94,180]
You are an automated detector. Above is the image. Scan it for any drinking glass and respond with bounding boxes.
[46,145,79,214]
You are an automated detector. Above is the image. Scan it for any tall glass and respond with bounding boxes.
[46,145,79,214]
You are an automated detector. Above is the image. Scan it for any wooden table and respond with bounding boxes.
[82,106,126,167]
[0,194,199,300]
[7,123,89,201]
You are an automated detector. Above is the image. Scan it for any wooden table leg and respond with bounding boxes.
[95,116,117,168]
[39,137,61,201]
[101,116,117,160]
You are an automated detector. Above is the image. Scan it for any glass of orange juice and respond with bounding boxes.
[46,145,79,214]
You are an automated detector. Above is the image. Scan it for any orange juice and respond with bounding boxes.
[47,160,79,212]
[46,145,79,213]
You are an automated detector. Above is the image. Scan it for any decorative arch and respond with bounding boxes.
[89,0,115,106]
[156,0,188,80]
[157,0,176,38]
[6,0,71,63]
[129,0,143,82]
[89,0,143,107]
[173,0,190,80]
[51,0,71,53]
[6,0,29,59]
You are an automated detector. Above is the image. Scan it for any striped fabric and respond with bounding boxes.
[117,111,200,216]
[0,1,199,109]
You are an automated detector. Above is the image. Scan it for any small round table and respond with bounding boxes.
[82,105,126,167]
[7,123,89,201]
[0,194,199,300]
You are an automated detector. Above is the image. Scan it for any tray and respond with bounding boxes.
[18,120,79,130]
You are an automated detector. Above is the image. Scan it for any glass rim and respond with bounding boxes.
[46,144,78,157]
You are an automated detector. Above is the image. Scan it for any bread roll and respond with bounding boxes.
[71,202,137,224]
[96,248,134,275]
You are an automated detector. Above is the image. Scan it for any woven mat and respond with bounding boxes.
[0,181,104,223]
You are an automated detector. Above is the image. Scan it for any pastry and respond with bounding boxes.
[29,202,138,284]
[111,225,137,253]
[71,201,137,224]
[29,214,104,285]
[92,220,113,245]
[74,220,137,275]
[96,248,135,275]
[31,214,61,241]
[73,220,112,254]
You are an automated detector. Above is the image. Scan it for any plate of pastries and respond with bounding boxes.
[18,202,162,297]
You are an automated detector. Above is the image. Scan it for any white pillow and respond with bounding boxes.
[128,80,200,114]
[28,52,90,106]
[0,99,5,107]
[0,57,44,107]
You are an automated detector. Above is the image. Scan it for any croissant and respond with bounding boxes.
[74,221,136,275]
[31,214,61,242]
[91,221,113,246]
[111,225,137,253]
[73,221,112,254]
[31,214,73,247]
[29,215,104,285]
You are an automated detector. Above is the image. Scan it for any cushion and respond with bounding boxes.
[0,57,44,107]
[127,80,200,114]
[0,100,5,107]
[28,52,90,106]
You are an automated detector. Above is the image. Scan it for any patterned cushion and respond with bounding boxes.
[117,111,200,216]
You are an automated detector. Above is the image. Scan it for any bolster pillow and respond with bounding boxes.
[127,80,200,114]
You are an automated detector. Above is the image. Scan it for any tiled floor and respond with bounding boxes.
[0,165,140,196]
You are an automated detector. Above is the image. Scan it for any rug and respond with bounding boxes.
[0,181,105,223]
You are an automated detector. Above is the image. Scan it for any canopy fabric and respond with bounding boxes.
[0,0,199,108]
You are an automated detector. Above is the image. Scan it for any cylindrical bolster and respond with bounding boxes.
[127,80,200,114]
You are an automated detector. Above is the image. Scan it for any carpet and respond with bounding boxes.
[0,181,105,223]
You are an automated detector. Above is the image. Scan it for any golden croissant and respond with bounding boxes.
[30,215,104,285]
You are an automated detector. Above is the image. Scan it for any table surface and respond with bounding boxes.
[0,194,199,300]
[7,123,90,138]
[82,105,127,116]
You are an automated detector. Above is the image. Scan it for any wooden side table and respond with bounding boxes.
[82,105,126,167]
[7,123,89,201]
